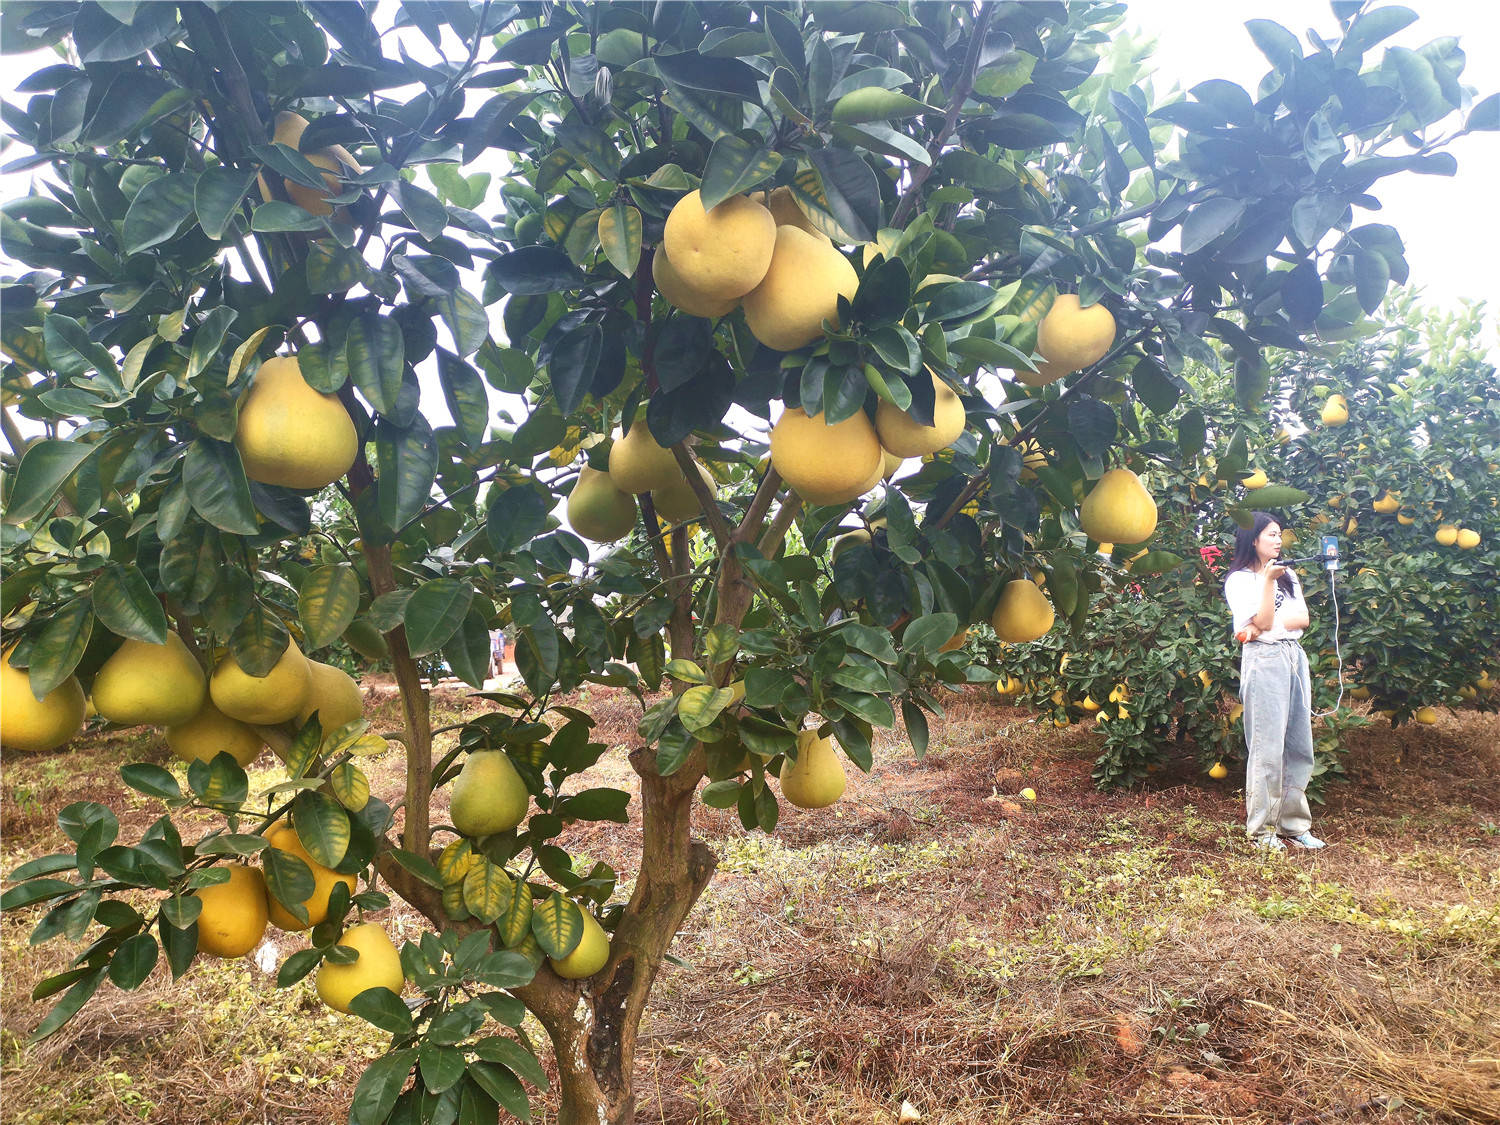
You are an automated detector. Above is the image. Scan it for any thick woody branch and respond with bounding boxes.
[736,465,783,544]
[757,494,803,557]
[670,444,733,550]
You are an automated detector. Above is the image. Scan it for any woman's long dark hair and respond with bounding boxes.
[1227,511,1296,597]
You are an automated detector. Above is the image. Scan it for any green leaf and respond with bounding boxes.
[348,986,413,1034]
[654,50,763,101]
[107,932,158,990]
[403,578,474,658]
[298,565,361,650]
[443,606,492,690]
[486,485,549,553]
[1247,484,1311,508]
[347,313,405,416]
[229,603,290,678]
[1181,197,1246,255]
[485,246,586,295]
[186,755,249,808]
[529,891,583,959]
[184,439,259,533]
[463,859,514,924]
[186,306,238,381]
[194,166,257,240]
[44,314,117,381]
[901,700,930,758]
[436,350,488,446]
[467,1064,531,1120]
[4,439,94,525]
[700,134,782,211]
[92,564,169,643]
[329,763,370,812]
[1128,550,1187,576]
[901,612,960,655]
[472,1037,549,1091]
[350,1050,417,1125]
[375,416,438,532]
[496,875,533,949]
[597,202,642,278]
[803,150,881,243]
[419,1043,466,1093]
[276,947,322,988]
[292,790,351,869]
[27,596,92,696]
[28,968,104,1043]
[119,763,181,800]
[676,684,734,733]
[394,179,447,240]
[546,323,601,416]
[122,172,196,254]
[306,240,370,295]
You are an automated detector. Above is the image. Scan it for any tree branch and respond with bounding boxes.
[736,465,783,545]
[757,494,803,557]
[669,444,732,550]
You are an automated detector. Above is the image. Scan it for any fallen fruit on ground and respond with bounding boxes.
[450,750,530,837]
[194,864,269,958]
[92,633,206,727]
[316,922,405,1012]
[235,355,359,490]
[1209,762,1229,780]
[1415,706,1438,725]
[0,648,86,753]
[779,729,847,809]
[1020,787,1037,801]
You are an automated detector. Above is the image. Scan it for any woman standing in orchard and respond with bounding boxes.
[1223,512,1327,851]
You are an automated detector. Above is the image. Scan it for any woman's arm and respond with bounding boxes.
[1282,577,1310,631]
[1251,569,1281,630]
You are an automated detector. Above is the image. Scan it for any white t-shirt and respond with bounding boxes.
[1223,568,1307,642]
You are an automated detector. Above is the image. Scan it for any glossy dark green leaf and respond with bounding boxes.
[350,1049,417,1125]
[901,700,929,758]
[700,134,782,211]
[250,200,326,232]
[122,172,196,254]
[184,439,259,534]
[1180,197,1246,255]
[194,166,257,240]
[805,149,880,243]
[347,312,405,415]
[375,415,438,531]
[107,932,158,990]
[403,578,474,658]
[1067,397,1117,457]
[546,323,602,416]
[349,987,413,1035]
[436,349,488,446]
[298,564,361,651]
[92,563,169,643]
[4,439,94,525]
[27,595,92,695]
[276,946,323,988]
[394,178,447,240]
[229,602,290,678]
[1132,356,1181,415]
[486,485,549,553]
[485,246,585,295]
[653,50,762,101]
[28,967,103,1043]
[306,240,370,294]
[443,606,492,689]
[438,288,490,357]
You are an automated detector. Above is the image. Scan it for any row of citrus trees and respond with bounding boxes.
[979,293,1498,790]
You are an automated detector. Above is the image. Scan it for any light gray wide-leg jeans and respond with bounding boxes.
[1239,639,1315,840]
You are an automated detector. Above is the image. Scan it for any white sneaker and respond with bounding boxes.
[1253,835,1285,852]
[1282,831,1326,849]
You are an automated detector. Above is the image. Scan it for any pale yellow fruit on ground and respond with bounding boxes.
[1198,670,1212,689]
[298,660,365,729]
[1109,684,1129,704]
[1372,491,1400,514]
[235,356,358,490]
[780,729,847,808]
[210,638,312,725]
[1320,394,1349,426]
[1208,762,1228,780]
[1435,525,1458,546]
[165,699,263,766]
[194,865,269,958]
[1476,671,1493,691]
[0,649,85,752]
[741,225,858,351]
[450,750,529,836]
[549,909,610,980]
[1455,528,1480,549]
[568,465,637,542]
[1035,294,1116,372]
[1414,706,1438,725]
[990,579,1054,643]
[1348,686,1371,701]
[1242,469,1268,489]
[257,112,359,217]
[264,823,357,930]
[609,423,682,494]
[316,922,405,1012]
[652,248,739,319]
[761,185,829,241]
[650,461,716,523]
[875,371,966,457]
[1079,468,1158,545]
[1020,787,1036,801]
[662,190,776,301]
[93,633,206,727]
[770,408,882,506]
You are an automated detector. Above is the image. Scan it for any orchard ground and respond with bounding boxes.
[3,681,1497,1125]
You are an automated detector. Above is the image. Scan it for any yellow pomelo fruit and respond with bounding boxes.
[93,633,206,727]
[1434,525,1458,546]
[1228,703,1244,722]
[650,460,716,523]
[990,579,1055,643]
[652,247,739,319]
[450,750,529,837]
[780,729,847,808]
[264,823,357,931]
[609,422,682,494]
[741,225,858,352]
[1079,468,1157,545]
[1395,511,1415,526]
[662,190,776,301]
[194,864,269,958]
[853,452,888,496]
[235,356,359,490]
[995,674,1022,696]
[1035,294,1116,373]
[1348,686,1371,701]
[830,528,871,559]
[316,922,405,1012]
[761,185,829,242]
[165,699,263,766]
[1455,528,1480,549]
[1320,394,1349,426]
[1020,787,1037,801]
[257,112,359,217]
[1015,356,1070,388]
[1372,491,1400,514]
[1080,695,1100,712]
[1474,670,1492,691]
[568,465,637,542]
[881,450,905,479]
[210,638,312,725]
[875,370,966,458]
[297,660,364,729]
[1208,762,1228,780]
[0,648,85,753]
[549,909,610,980]
[938,627,969,653]
[1414,706,1438,725]
[769,408,882,506]
[1242,468,1268,489]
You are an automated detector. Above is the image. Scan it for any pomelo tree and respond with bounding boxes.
[1,3,1491,1121]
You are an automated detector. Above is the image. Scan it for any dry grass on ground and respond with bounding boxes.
[3,683,1498,1125]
